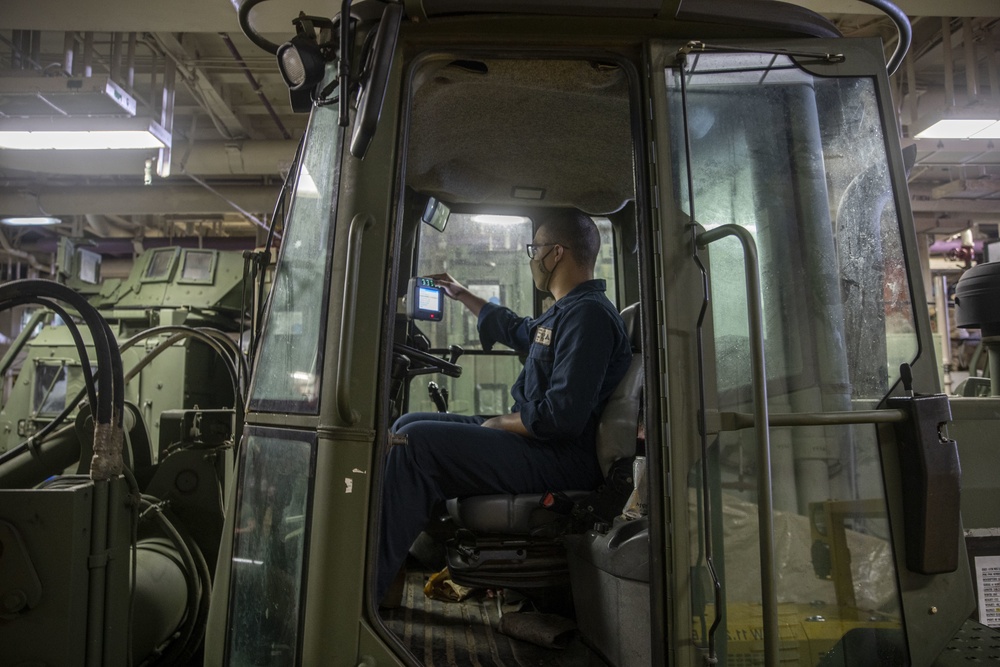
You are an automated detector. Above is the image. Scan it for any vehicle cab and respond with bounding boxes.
[207,2,983,666]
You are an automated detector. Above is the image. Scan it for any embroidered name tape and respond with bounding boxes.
[534,326,553,346]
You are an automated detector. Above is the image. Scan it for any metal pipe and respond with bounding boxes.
[963,18,978,101]
[183,171,268,231]
[718,409,908,431]
[0,32,43,71]
[219,33,292,140]
[126,33,137,90]
[989,47,1000,105]
[905,50,918,127]
[158,56,176,179]
[941,18,956,107]
[29,31,40,71]
[63,31,75,76]
[83,31,94,78]
[937,275,954,394]
[110,32,123,82]
[698,224,778,667]
[987,338,1000,397]
[0,228,51,273]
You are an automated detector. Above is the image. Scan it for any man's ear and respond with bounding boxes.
[553,244,567,264]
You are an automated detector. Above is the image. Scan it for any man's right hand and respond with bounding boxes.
[427,273,465,300]
[427,273,487,317]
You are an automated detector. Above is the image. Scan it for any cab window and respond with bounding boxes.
[411,212,618,415]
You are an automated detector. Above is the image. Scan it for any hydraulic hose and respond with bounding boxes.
[237,0,282,54]
[0,280,124,481]
[855,0,911,76]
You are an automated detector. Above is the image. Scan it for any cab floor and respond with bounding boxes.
[380,570,599,666]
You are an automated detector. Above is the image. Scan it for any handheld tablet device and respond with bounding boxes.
[406,277,444,321]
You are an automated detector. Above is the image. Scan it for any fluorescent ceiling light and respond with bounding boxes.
[0,117,170,150]
[970,122,1000,139]
[471,215,530,226]
[1,216,61,226]
[915,119,998,140]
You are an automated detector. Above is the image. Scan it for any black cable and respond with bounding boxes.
[102,317,125,428]
[169,511,213,665]
[0,297,99,415]
[119,326,244,405]
[0,280,119,427]
[138,497,202,667]
[237,0,282,54]
[0,384,87,467]
[854,0,912,75]
[0,324,245,469]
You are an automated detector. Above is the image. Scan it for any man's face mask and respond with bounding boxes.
[529,245,557,293]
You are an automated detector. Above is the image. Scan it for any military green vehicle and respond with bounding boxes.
[4,0,1000,665]
[0,245,251,665]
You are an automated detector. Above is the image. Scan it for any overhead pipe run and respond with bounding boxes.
[219,33,292,140]
[0,228,52,275]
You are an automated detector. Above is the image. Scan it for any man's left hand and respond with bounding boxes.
[481,413,530,436]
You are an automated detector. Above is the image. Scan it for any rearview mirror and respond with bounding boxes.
[421,198,450,232]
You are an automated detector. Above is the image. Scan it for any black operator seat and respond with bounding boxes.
[446,302,643,536]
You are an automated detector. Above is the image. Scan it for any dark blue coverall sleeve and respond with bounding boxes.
[477,302,532,353]
[517,300,620,440]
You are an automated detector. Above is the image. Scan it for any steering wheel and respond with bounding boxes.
[393,342,462,378]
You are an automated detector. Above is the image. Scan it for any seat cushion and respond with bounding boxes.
[447,491,589,534]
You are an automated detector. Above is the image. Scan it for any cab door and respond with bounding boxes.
[647,38,974,667]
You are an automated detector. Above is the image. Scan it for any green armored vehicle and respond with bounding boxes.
[0,245,250,664]
[0,246,247,457]
[4,1,1000,666]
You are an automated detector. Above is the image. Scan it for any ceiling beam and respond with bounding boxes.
[910,197,1000,214]
[151,33,247,140]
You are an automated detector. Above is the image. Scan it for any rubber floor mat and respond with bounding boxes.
[380,571,595,666]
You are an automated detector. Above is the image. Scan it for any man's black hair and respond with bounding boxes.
[536,208,600,269]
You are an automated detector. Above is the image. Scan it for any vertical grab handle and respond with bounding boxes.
[337,214,374,424]
[696,224,778,667]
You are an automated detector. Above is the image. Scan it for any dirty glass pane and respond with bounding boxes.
[413,213,533,415]
[226,429,314,666]
[668,53,913,663]
[412,213,616,415]
[32,362,68,415]
[249,99,341,413]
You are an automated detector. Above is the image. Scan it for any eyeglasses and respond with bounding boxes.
[525,243,569,260]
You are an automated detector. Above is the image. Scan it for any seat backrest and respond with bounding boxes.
[595,303,643,476]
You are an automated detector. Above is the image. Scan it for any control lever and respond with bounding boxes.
[448,345,464,364]
[428,381,449,413]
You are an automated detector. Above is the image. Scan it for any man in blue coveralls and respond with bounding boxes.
[377,208,632,606]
